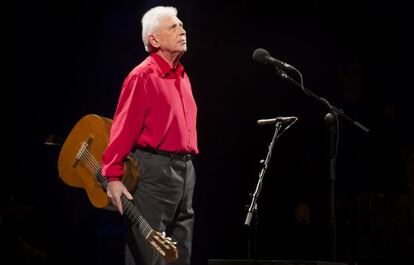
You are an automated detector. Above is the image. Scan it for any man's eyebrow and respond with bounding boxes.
[169,22,183,29]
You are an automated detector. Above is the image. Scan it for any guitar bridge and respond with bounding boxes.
[72,136,94,168]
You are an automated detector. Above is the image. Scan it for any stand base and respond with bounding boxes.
[208,260,347,265]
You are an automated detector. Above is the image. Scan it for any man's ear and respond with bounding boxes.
[148,34,160,49]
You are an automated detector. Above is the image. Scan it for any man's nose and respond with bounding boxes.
[179,25,186,35]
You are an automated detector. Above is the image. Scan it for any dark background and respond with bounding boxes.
[8,0,413,264]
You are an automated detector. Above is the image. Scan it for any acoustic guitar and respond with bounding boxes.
[57,114,178,263]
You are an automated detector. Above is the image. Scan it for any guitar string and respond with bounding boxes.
[74,141,177,259]
[80,149,142,226]
[80,147,152,237]
[80,150,177,256]
[81,149,152,237]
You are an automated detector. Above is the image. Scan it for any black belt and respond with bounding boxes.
[141,148,194,162]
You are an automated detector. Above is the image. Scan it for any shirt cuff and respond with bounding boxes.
[106,176,121,182]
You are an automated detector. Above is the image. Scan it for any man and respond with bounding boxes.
[101,6,198,265]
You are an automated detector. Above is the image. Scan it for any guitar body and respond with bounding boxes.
[58,114,113,208]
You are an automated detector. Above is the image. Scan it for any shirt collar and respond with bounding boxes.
[150,53,185,78]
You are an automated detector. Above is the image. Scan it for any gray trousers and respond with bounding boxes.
[124,149,196,265]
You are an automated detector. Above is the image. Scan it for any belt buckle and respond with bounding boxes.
[173,153,191,162]
[184,154,192,161]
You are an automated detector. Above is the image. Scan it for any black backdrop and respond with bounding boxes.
[9,0,413,265]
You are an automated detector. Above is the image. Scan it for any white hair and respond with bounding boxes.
[141,6,178,53]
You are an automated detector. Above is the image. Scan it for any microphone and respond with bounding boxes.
[257,116,298,126]
[253,48,294,70]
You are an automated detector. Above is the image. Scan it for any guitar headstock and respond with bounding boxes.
[147,230,179,263]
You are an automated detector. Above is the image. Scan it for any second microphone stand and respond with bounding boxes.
[245,119,296,263]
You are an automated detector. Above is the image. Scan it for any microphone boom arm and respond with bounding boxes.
[277,70,370,133]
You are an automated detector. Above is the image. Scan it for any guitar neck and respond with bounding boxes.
[121,195,153,238]
[98,175,153,238]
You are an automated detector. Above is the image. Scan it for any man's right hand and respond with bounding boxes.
[107,180,133,215]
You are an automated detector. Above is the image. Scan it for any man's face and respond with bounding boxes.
[153,15,187,54]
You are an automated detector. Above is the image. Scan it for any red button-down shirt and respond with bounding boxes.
[102,53,198,179]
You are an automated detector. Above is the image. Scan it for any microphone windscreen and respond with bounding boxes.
[253,48,269,64]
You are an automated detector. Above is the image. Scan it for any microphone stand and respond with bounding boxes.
[244,121,283,263]
[274,66,370,261]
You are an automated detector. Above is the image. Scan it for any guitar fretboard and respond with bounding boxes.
[77,141,153,238]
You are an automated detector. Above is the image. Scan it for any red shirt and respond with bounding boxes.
[102,53,198,179]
